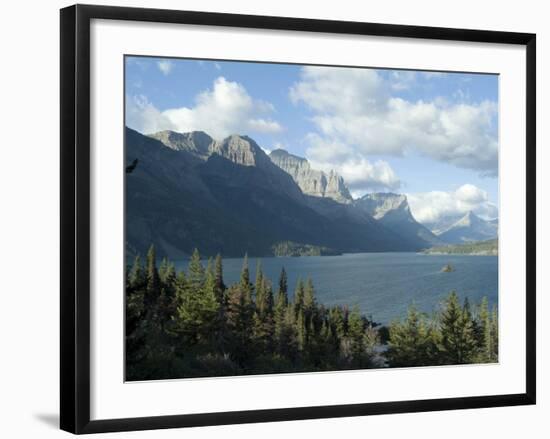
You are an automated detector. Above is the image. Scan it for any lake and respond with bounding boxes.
[174,252,498,325]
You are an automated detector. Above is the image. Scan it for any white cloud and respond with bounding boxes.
[126,77,283,139]
[306,134,400,193]
[290,66,498,176]
[125,95,174,134]
[157,60,173,76]
[390,71,417,91]
[407,184,498,224]
[247,118,283,133]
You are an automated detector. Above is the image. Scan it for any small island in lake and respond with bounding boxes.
[424,239,498,256]
[271,241,342,257]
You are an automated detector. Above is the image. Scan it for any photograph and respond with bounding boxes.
[124,57,499,381]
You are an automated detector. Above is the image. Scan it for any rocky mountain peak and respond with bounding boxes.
[437,210,498,244]
[148,130,213,158]
[210,134,271,168]
[356,193,410,220]
[454,211,483,227]
[269,149,352,203]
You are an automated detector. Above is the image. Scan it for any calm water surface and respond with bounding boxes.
[174,252,498,325]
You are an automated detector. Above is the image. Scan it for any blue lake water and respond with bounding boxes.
[174,252,498,325]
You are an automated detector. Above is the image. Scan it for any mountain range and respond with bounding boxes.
[434,211,498,244]
[125,127,497,258]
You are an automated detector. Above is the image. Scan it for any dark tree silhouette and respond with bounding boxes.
[126,158,139,174]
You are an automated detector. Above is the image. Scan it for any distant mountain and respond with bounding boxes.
[354,193,444,249]
[437,211,498,244]
[269,149,352,203]
[127,127,416,258]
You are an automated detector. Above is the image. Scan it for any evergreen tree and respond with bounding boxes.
[296,309,306,352]
[439,292,477,364]
[263,278,274,317]
[128,254,146,289]
[329,306,346,340]
[177,249,219,346]
[226,283,254,366]
[255,261,267,315]
[490,305,499,361]
[240,253,253,304]
[303,277,316,326]
[126,256,146,372]
[278,267,288,302]
[274,267,289,347]
[252,277,275,354]
[386,305,435,367]
[294,278,305,316]
[187,248,205,291]
[348,305,369,367]
[214,253,225,303]
[145,245,160,307]
[477,297,493,362]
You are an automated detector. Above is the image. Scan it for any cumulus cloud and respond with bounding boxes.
[157,60,173,75]
[390,71,417,91]
[126,95,174,134]
[407,184,498,224]
[126,77,283,139]
[290,66,498,176]
[306,134,400,193]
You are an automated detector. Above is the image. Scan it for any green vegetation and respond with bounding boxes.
[386,293,498,367]
[423,239,498,256]
[126,246,498,380]
[271,241,341,257]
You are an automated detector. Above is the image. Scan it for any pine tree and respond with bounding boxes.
[252,278,275,354]
[145,245,160,307]
[214,253,225,303]
[490,305,499,361]
[226,283,254,366]
[263,278,274,317]
[386,305,435,367]
[158,257,169,283]
[177,249,219,346]
[303,277,316,327]
[304,278,316,308]
[274,268,289,345]
[280,305,299,361]
[294,278,305,316]
[478,297,493,362]
[439,291,477,364]
[126,255,146,371]
[296,309,306,352]
[128,254,145,289]
[255,261,267,315]
[277,267,288,303]
[240,253,253,304]
[347,305,367,366]
[329,306,345,340]
[187,248,205,291]
[200,258,222,346]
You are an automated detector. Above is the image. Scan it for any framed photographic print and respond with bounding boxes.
[60,4,536,434]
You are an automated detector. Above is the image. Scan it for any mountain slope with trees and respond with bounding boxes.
[126,127,419,258]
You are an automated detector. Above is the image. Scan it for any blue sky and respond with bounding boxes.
[125,56,499,224]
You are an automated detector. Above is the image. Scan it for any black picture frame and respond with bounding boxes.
[60,4,536,434]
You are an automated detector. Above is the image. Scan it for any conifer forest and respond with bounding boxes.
[126,246,498,380]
